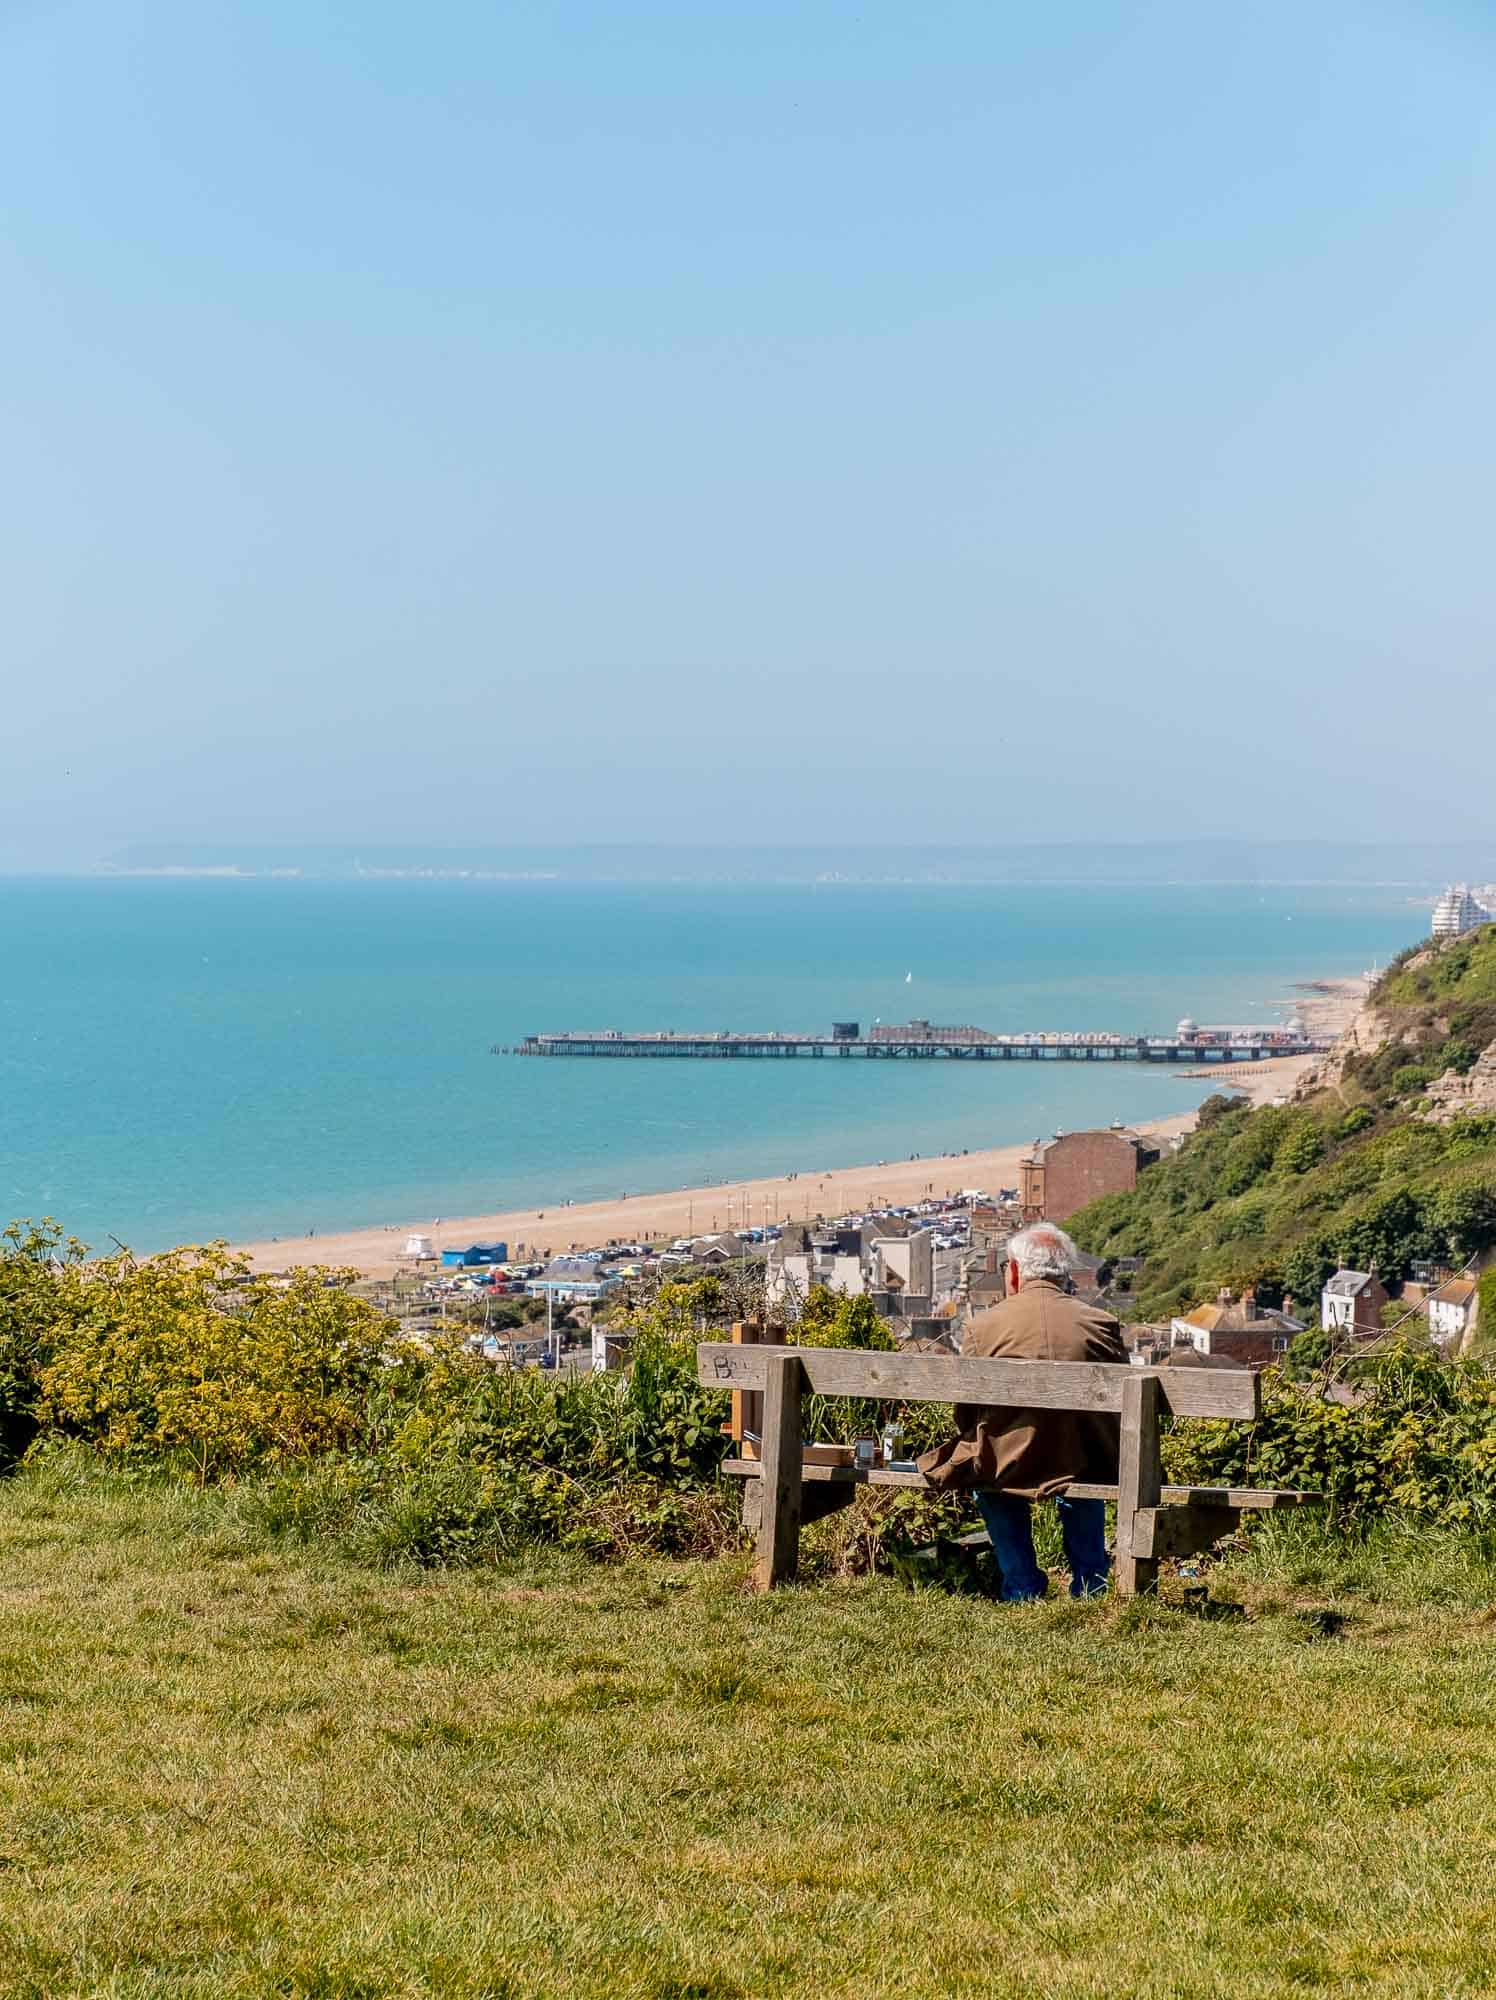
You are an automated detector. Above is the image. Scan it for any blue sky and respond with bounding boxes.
[3,1,1494,867]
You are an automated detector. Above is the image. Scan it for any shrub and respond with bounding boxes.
[0,1220,88,1468]
[1475,1272,1496,1357]
[1196,1093,1250,1128]
[1275,1122,1324,1175]
[793,1287,895,1351]
[1165,1349,1496,1526]
[32,1245,397,1481]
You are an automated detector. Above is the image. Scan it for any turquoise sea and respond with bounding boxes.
[0,879,1422,1252]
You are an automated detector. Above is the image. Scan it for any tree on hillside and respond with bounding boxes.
[1431,1182,1496,1263]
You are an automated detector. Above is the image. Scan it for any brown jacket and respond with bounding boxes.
[917,1277,1127,1499]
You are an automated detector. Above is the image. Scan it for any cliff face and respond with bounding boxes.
[1299,933,1496,1112]
[1425,1045,1496,1124]
[1296,993,1399,1096]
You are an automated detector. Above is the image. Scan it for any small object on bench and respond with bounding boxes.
[700,1340,1316,1597]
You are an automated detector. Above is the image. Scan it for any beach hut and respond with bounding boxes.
[403,1234,435,1261]
[442,1240,510,1268]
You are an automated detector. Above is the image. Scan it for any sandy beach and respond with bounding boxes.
[230,976,1368,1278]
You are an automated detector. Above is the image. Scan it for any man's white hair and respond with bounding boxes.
[1007,1223,1080,1282]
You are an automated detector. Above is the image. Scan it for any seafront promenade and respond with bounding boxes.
[231,1122,1189,1278]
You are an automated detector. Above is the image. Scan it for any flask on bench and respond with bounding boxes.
[880,1420,904,1467]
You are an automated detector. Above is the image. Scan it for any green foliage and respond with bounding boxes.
[1220,1507,1496,1609]
[1474,1271,1496,1357]
[1283,1326,1333,1379]
[0,1224,740,1562]
[1275,1120,1324,1175]
[1429,1180,1496,1260]
[1376,923,1496,1008]
[11,1236,395,1481]
[1069,929,1496,1319]
[1165,1348,1496,1526]
[792,1286,896,1350]
[1195,1092,1250,1127]
[0,1220,87,1467]
[244,1449,736,1569]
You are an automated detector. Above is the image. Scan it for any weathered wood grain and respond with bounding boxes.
[696,1343,1260,1419]
[1132,1504,1240,1560]
[729,1319,769,1451]
[721,1460,1315,1509]
[754,1351,803,1590]
[1114,1371,1163,1596]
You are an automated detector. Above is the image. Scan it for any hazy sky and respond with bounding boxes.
[4,1,1494,867]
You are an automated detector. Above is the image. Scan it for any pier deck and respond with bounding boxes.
[505,1027,1328,1064]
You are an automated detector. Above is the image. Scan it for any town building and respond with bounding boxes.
[1320,1268,1388,1338]
[766,1223,952,1322]
[1170,1290,1303,1365]
[690,1233,745,1266]
[525,1258,622,1304]
[868,1229,935,1317]
[1018,1126,1162,1225]
[1425,1277,1478,1348]
[766,1226,869,1311]
[1431,885,1490,940]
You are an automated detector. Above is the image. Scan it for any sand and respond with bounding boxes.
[229,976,1369,1279]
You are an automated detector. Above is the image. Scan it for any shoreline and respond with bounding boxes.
[230,974,1368,1278]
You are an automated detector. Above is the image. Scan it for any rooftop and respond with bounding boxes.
[1325,1269,1379,1297]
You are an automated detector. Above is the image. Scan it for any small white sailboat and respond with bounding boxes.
[905,970,913,983]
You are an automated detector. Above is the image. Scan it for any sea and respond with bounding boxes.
[0,877,1423,1253]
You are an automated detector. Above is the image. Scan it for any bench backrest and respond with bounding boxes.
[695,1340,1260,1421]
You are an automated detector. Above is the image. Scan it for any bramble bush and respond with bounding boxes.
[1165,1343,1496,1526]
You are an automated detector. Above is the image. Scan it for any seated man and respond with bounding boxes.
[918,1223,1125,1600]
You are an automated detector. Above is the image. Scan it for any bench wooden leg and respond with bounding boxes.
[1114,1372,1162,1597]
[754,1351,804,1590]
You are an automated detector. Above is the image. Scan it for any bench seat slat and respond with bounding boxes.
[697,1341,1260,1420]
[720,1458,1312,1507]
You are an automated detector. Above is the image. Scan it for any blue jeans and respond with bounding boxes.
[975,1492,1110,1601]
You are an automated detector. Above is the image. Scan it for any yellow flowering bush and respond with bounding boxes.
[35,1244,396,1480]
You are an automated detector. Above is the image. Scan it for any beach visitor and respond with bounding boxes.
[917,1224,1124,1601]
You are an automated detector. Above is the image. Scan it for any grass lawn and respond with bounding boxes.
[2,1474,1496,1999]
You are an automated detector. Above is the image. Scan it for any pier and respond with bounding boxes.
[503,1019,1330,1064]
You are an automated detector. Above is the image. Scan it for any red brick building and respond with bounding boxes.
[1019,1127,1162,1225]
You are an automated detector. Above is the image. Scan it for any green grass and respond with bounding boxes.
[1066,925,1496,1314]
[1377,924,1496,1009]
[4,1473,1496,1998]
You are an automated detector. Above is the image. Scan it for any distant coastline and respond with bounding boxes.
[22,836,1495,890]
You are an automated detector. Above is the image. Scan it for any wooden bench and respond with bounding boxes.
[698,1334,1314,1595]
